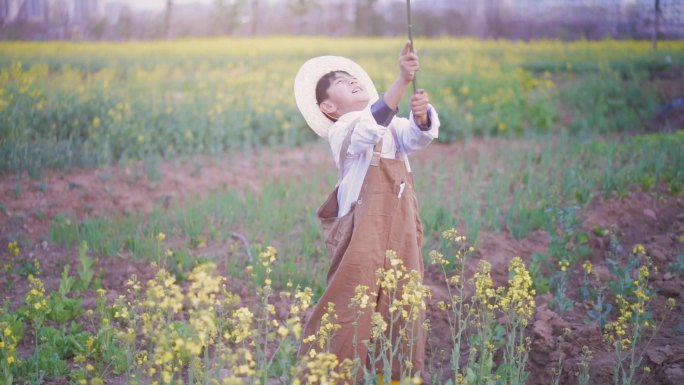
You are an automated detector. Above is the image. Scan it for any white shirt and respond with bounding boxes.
[327,105,440,217]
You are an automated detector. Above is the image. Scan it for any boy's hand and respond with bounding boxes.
[399,40,419,84]
[411,89,430,128]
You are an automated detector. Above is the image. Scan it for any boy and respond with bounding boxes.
[294,41,439,382]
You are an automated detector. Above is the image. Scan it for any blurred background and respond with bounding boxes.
[1,0,683,41]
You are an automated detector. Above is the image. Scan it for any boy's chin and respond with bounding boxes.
[356,97,371,107]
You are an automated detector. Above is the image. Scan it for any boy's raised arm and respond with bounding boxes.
[383,41,419,111]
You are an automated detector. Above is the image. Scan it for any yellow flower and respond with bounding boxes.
[8,241,20,256]
[429,250,448,266]
[499,257,536,323]
[582,261,593,275]
[258,246,278,269]
[497,122,507,132]
[162,370,172,384]
[25,275,50,320]
[632,244,646,255]
[350,285,370,309]
[474,260,495,303]
[666,297,676,311]
[230,307,254,343]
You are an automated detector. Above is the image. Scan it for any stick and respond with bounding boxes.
[229,231,253,263]
[406,0,417,93]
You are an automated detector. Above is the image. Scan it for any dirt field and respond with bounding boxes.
[1,139,683,385]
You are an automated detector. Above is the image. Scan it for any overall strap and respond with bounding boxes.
[389,126,403,159]
[370,136,383,166]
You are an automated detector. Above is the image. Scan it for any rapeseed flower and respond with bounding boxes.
[25,275,50,323]
[498,257,536,324]
[7,242,19,257]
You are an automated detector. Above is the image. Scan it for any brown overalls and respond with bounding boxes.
[299,124,426,380]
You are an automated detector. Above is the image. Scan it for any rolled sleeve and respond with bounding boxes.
[389,105,439,154]
[409,105,439,139]
[371,96,398,127]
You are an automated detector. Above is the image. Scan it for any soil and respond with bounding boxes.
[1,139,683,385]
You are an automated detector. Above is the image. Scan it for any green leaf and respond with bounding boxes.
[466,368,476,384]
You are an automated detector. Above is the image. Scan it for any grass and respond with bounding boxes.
[46,131,684,291]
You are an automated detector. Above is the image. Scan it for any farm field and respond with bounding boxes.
[1,38,684,385]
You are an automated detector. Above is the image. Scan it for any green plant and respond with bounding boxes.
[585,289,613,328]
[49,213,79,246]
[528,252,551,295]
[373,252,429,383]
[76,242,95,291]
[577,346,593,385]
[496,257,536,385]
[14,258,41,278]
[603,244,656,385]
[466,259,503,385]
[429,229,475,379]
[47,266,83,330]
[579,261,613,327]
[23,274,51,383]
[0,304,24,385]
[544,206,591,315]
[429,229,536,385]
[550,353,563,385]
[666,236,684,279]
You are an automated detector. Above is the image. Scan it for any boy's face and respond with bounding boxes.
[320,72,370,118]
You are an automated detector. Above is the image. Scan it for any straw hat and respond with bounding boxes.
[294,56,379,139]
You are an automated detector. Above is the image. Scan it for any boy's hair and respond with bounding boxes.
[315,70,351,105]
